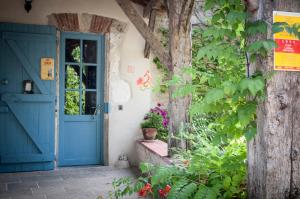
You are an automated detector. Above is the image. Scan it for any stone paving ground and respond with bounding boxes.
[0,166,138,199]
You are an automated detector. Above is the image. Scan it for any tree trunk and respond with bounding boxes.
[248,0,300,198]
[167,0,194,150]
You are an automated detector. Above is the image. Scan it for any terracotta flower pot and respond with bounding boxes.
[142,128,157,140]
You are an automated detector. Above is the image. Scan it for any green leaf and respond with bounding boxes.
[168,75,182,85]
[190,102,222,115]
[204,88,225,104]
[222,81,237,95]
[237,103,256,127]
[139,162,154,174]
[223,176,231,190]
[194,185,218,199]
[245,127,257,141]
[262,40,278,51]
[204,0,216,10]
[239,77,265,96]
[246,41,263,53]
[151,166,177,186]
[246,21,267,35]
[226,11,246,24]
[178,182,198,199]
[167,179,189,199]
[248,78,265,96]
[172,85,197,98]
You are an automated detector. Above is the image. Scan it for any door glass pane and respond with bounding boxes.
[65,39,80,63]
[83,40,97,63]
[82,66,96,89]
[82,91,96,115]
[65,91,80,115]
[65,65,80,89]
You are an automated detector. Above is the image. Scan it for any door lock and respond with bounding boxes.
[1,79,8,85]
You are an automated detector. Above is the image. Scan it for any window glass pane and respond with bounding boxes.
[83,40,97,63]
[65,39,80,63]
[65,65,80,89]
[82,91,96,115]
[82,66,97,89]
[65,91,80,115]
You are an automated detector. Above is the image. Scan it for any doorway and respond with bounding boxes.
[59,32,105,166]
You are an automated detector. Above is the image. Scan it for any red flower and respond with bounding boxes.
[144,183,153,192]
[158,185,172,198]
[159,189,167,198]
[164,185,171,193]
[138,189,147,197]
[137,183,152,198]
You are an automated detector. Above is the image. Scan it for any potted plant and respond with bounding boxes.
[141,104,169,140]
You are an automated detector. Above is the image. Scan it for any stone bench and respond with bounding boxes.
[136,140,172,166]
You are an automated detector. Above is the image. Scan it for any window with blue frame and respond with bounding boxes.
[64,39,98,115]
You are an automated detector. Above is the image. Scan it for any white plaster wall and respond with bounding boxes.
[0,0,154,166]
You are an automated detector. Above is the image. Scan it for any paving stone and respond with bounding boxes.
[0,177,21,184]
[0,184,7,194]
[7,181,37,191]
[0,189,33,199]
[31,186,67,195]
[21,175,63,183]
[0,167,137,199]
[11,172,41,178]
[44,192,72,199]
[37,180,64,188]
[0,196,11,199]
[11,194,46,199]
[66,192,100,199]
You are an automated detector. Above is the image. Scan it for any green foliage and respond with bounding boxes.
[109,136,246,199]
[108,177,144,199]
[65,66,80,115]
[108,0,288,197]
[186,0,268,143]
[65,46,81,115]
[140,112,163,129]
[153,57,169,93]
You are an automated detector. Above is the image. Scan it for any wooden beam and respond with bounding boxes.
[116,0,171,70]
[144,9,156,58]
[130,0,149,6]
[143,0,159,17]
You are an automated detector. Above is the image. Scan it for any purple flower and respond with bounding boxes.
[144,104,169,128]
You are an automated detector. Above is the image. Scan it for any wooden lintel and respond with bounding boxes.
[116,0,171,70]
[144,9,157,58]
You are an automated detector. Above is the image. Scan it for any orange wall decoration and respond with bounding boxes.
[136,70,152,90]
[274,11,300,71]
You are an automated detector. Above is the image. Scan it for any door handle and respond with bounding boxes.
[1,79,8,85]
[92,104,103,119]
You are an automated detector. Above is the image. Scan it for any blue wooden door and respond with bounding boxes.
[0,23,56,172]
[59,32,104,166]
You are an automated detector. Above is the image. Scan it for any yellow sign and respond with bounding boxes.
[274,11,300,71]
[41,58,54,80]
